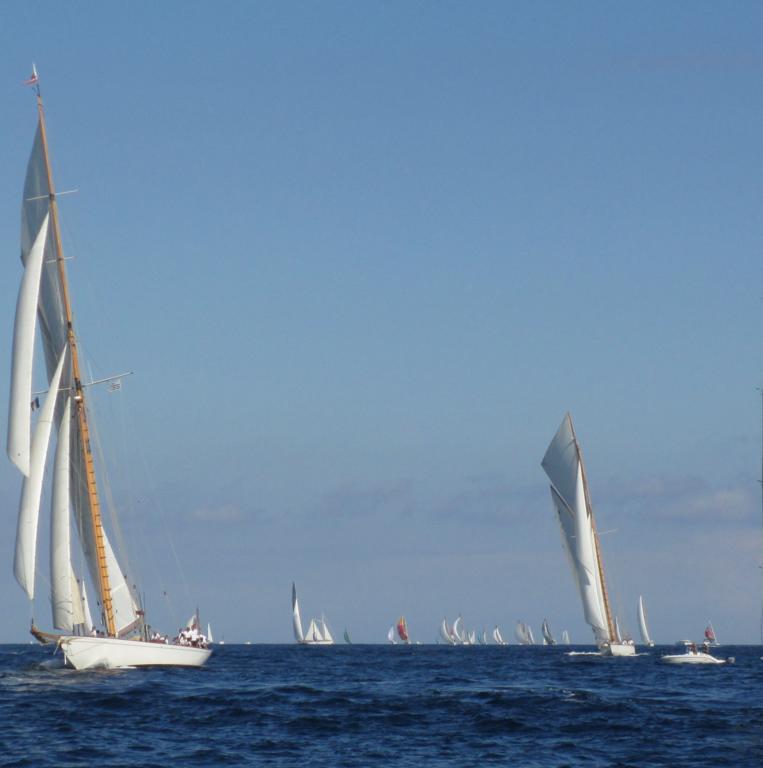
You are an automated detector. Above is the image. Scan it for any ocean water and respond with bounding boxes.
[1,643,762,767]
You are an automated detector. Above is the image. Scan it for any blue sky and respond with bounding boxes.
[0,2,762,644]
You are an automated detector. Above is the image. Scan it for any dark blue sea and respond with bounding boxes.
[1,643,762,767]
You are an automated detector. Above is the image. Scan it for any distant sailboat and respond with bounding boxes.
[480,629,488,645]
[396,616,410,644]
[561,630,571,645]
[343,628,352,644]
[387,626,396,644]
[637,596,654,647]
[541,619,556,646]
[292,583,333,645]
[704,622,719,647]
[541,413,636,657]
[492,626,507,645]
[514,621,534,645]
[207,623,214,645]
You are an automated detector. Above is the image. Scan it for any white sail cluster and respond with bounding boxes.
[292,583,334,645]
[6,127,139,636]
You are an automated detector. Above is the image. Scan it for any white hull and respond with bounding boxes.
[661,651,726,665]
[299,639,334,646]
[600,641,637,657]
[60,636,211,670]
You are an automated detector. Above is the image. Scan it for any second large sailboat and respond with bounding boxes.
[541,413,635,657]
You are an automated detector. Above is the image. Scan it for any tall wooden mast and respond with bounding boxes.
[569,417,617,644]
[33,81,117,637]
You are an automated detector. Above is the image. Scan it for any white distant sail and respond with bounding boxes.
[439,618,456,645]
[292,582,304,642]
[320,617,333,644]
[541,413,635,656]
[492,626,506,645]
[387,626,396,644]
[7,213,50,477]
[207,623,214,644]
[14,345,66,599]
[561,629,571,645]
[453,616,466,643]
[542,619,556,646]
[637,596,653,646]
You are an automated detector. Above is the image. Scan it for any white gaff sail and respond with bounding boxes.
[292,582,304,642]
[7,213,50,477]
[13,345,67,599]
[637,596,653,646]
[305,618,324,643]
[541,413,611,647]
[51,395,73,629]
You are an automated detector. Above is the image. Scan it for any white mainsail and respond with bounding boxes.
[14,345,67,599]
[292,582,304,642]
[7,213,50,476]
[541,413,610,647]
[637,596,653,646]
[51,395,73,629]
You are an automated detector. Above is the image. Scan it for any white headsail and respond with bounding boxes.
[7,213,50,476]
[637,596,653,646]
[292,582,304,642]
[541,413,610,646]
[13,345,66,599]
[50,395,73,629]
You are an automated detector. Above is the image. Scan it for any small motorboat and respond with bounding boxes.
[661,642,729,665]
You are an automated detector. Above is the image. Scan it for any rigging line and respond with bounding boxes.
[85,360,139,603]
[115,381,178,630]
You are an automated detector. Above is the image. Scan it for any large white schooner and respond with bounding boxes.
[7,68,210,670]
[541,413,635,657]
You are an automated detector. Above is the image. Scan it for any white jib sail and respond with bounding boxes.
[542,414,610,646]
[102,529,139,636]
[79,579,94,634]
[7,213,50,476]
[69,568,86,627]
[13,345,66,600]
[637,596,652,645]
[51,395,74,629]
[320,618,333,643]
[292,583,304,642]
[306,618,323,642]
